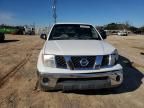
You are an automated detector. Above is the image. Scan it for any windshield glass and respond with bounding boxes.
[49,24,101,40]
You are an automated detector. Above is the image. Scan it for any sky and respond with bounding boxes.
[0,0,144,27]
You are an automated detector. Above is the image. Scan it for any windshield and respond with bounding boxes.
[49,24,101,40]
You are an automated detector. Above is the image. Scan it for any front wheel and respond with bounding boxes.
[0,35,5,42]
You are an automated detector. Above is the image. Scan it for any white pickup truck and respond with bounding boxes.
[37,23,123,91]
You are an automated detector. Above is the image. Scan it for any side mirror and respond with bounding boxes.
[40,34,47,40]
[100,30,107,39]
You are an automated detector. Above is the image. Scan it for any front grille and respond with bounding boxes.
[55,56,67,68]
[71,56,96,69]
[55,55,109,70]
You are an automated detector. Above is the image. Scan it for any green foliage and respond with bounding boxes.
[104,22,144,34]
[104,23,128,30]
[139,26,144,32]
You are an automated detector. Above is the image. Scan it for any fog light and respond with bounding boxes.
[116,75,120,82]
[42,78,49,83]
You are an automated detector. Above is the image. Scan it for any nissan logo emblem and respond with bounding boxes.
[80,58,89,66]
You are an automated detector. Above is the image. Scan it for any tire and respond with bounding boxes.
[0,37,4,42]
[0,33,5,42]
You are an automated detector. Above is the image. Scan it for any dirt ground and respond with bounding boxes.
[0,34,144,108]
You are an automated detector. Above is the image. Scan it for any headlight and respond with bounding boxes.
[43,55,56,67]
[109,49,119,66]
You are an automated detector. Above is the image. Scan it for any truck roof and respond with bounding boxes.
[55,22,93,26]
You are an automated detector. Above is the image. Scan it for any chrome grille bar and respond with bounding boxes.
[64,56,74,70]
[93,55,103,69]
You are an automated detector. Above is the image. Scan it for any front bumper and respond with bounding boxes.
[37,50,123,90]
[37,69,123,90]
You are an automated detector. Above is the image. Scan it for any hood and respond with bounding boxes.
[44,40,115,55]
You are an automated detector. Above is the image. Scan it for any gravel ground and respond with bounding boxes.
[0,34,144,108]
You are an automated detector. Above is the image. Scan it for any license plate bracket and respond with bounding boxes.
[62,79,110,90]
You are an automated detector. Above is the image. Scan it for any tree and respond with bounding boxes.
[104,23,119,30]
[139,26,144,34]
[129,26,138,33]
[104,23,129,30]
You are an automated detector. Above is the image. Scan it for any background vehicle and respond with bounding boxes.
[23,26,35,35]
[118,31,128,36]
[0,32,5,42]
